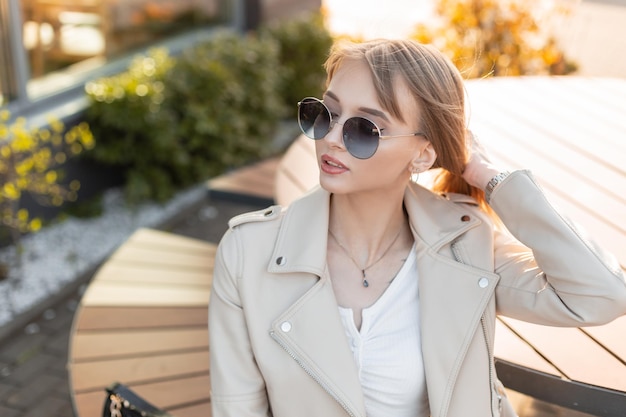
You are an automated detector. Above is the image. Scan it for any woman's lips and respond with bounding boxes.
[320,154,348,174]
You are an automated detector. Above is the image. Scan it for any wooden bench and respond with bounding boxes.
[275,76,626,416]
[68,228,216,417]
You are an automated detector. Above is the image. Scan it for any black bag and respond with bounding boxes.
[103,382,174,417]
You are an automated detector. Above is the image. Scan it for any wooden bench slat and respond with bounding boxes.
[468,103,626,202]
[170,402,212,417]
[128,228,218,252]
[81,282,210,307]
[582,315,626,364]
[96,263,212,286]
[527,77,626,150]
[71,328,208,361]
[71,350,209,392]
[207,157,280,200]
[130,375,212,409]
[467,78,626,172]
[74,307,208,331]
[482,139,626,232]
[111,245,215,269]
[494,319,563,376]
[499,317,626,392]
[274,136,318,206]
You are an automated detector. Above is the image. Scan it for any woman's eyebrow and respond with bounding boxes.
[323,90,340,102]
[324,90,390,122]
[359,106,390,122]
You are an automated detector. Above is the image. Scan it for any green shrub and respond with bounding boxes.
[260,12,334,116]
[84,33,285,203]
[85,48,179,202]
[166,32,286,180]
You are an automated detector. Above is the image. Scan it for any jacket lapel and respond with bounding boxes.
[405,184,499,416]
[270,271,367,417]
[268,187,366,417]
[417,250,498,416]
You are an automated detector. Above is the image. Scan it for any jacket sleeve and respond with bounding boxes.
[209,228,271,417]
[489,170,626,326]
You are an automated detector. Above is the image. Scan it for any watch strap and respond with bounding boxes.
[485,171,511,203]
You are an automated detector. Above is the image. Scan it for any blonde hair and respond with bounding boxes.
[324,39,489,211]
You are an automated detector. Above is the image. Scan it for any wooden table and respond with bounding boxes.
[275,76,626,416]
[68,228,216,417]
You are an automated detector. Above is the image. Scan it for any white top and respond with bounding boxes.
[337,245,429,417]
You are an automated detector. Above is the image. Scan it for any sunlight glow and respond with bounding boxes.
[323,0,435,39]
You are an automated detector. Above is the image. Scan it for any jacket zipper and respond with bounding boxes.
[481,316,502,416]
[452,241,501,416]
[269,330,357,417]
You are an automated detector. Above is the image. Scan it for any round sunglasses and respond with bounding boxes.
[297,97,426,159]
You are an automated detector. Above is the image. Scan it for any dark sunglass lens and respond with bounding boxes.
[298,100,330,140]
[343,117,379,159]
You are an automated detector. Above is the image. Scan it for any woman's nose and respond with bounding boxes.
[324,120,345,150]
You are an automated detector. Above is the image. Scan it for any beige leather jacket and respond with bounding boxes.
[208,170,626,417]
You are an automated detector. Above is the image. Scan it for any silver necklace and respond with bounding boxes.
[328,228,403,288]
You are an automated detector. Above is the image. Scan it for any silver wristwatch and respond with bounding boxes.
[485,171,511,203]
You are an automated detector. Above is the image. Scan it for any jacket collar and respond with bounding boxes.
[268,183,481,275]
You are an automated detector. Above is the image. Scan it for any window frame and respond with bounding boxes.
[1,0,29,108]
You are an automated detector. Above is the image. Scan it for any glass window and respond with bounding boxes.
[20,0,222,79]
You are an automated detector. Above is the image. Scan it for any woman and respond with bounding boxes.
[208,39,626,417]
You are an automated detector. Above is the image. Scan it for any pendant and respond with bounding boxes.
[362,270,369,287]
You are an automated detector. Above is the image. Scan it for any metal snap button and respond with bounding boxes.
[478,277,489,288]
[280,321,292,332]
[461,215,471,222]
[276,256,286,266]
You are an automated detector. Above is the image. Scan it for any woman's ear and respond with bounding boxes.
[410,141,437,173]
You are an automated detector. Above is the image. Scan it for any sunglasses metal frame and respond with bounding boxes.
[297,97,427,159]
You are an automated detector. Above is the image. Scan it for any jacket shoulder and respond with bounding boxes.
[227,205,283,229]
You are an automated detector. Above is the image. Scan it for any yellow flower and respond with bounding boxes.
[17,209,29,222]
[48,117,65,133]
[0,109,10,122]
[29,218,42,232]
[16,159,34,176]
[45,171,58,184]
[2,184,18,199]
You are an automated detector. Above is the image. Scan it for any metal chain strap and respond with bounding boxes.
[109,393,123,417]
